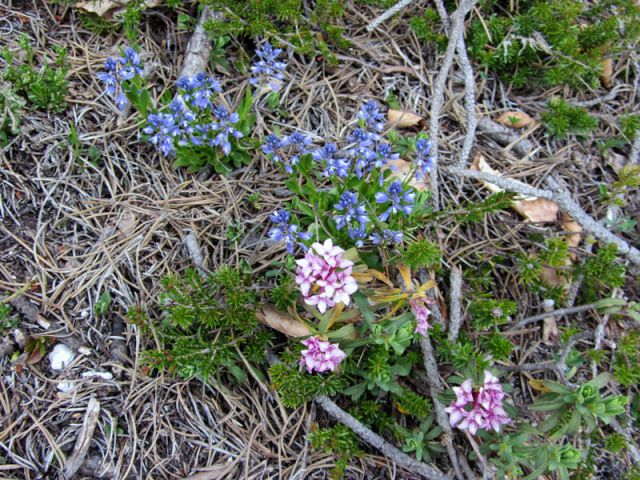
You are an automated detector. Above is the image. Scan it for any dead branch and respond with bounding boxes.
[428,0,477,208]
[366,0,415,32]
[315,395,449,480]
[448,266,463,342]
[448,167,640,266]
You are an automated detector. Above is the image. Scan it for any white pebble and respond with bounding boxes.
[81,371,113,380]
[49,344,76,371]
[57,382,75,393]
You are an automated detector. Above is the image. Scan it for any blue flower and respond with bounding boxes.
[98,47,145,110]
[374,142,400,168]
[268,209,310,253]
[370,229,404,245]
[346,128,378,178]
[250,42,287,91]
[262,133,286,164]
[375,181,415,221]
[313,143,350,178]
[334,191,369,230]
[211,106,243,155]
[358,100,386,132]
[97,71,117,95]
[283,131,312,167]
[143,113,181,157]
[348,224,367,247]
[414,138,434,181]
[178,73,222,111]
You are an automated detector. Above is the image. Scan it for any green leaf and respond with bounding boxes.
[95,292,112,316]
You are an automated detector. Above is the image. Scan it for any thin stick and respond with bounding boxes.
[315,395,448,480]
[509,302,604,331]
[428,0,477,208]
[448,266,463,341]
[447,167,640,266]
[434,0,477,169]
[366,0,415,32]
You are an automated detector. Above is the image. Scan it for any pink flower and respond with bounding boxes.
[410,297,432,336]
[299,336,346,373]
[444,371,510,435]
[295,239,358,313]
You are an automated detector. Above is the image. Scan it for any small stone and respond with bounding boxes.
[49,344,76,371]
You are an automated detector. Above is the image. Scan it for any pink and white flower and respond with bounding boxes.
[444,371,510,435]
[410,296,432,336]
[299,336,346,373]
[295,239,358,313]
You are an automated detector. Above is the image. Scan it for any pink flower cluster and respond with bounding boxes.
[295,239,358,313]
[444,371,510,435]
[410,296,432,336]
[300,336,346,373]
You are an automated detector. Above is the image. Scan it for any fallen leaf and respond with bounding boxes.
[385,158,429,191]
[256,305,311,338]
[471,154,559,223]
[540,267,566,287]
[600,58,613,89]
[514,198,559,223]
[387,109,426,129]
[528,379,552,392]
[496,111,534,129]
[562,212,582,260]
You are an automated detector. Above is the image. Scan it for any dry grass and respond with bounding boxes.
[1,0,638,478]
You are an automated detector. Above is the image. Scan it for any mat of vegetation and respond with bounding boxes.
[1,0,640,479]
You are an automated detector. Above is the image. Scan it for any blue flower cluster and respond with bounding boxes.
[141,73,243,158]
[250,42,287,92]
[414,138,434,181]
[308,100,401,181]
[98,47,143,110]
[261,131,313,173]
[375,180,415,221]
[268,209,312,253]
[334,191,369,230]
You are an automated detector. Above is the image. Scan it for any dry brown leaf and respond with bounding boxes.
[562,212,582,260]
[75,0,161,17]
[385,158,429,191]
[471,154,559,223]
[387,109,426,129]
[514,198,559,223]
[600,58,613,89]
[496,111,534,129]
[540,267,565,287]
[256,305,310,338]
